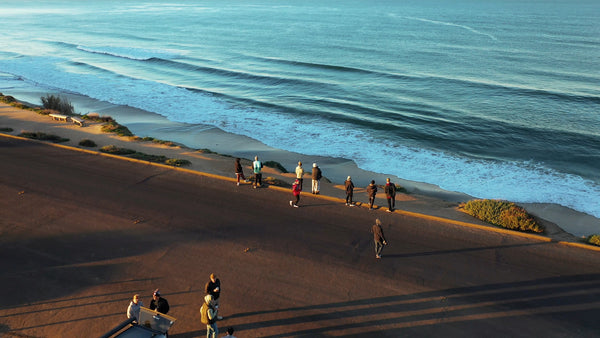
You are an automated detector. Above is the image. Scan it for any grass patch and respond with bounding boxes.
[264,160,288,173]
[79,139,97,147]
[587,235,600,247]
[19,131,69,143]
[196,148,217,154]
[101,121,134,137]
[99,145,136,155]
[0,127,14,132]
[165,158,191,167]
[100,145,191,167]
[461,199,544,233]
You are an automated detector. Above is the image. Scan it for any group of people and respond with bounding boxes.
[290,161,323,207]
[126,273,237,338]
[345,177,397,212]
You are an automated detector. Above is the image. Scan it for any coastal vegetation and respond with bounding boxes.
[264,160,288,173]
[19,131,69,143]
[100,145,191,167]
[461,199,544,233]
[41,94,74,115]
[587,235,600,247]
[79,139,97,147]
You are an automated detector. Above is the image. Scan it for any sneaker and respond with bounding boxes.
[289,201,293,206]
[376,255,381,259]
[349,204,355,207]
[345,203,349,206]
[237,182,240,186]
[217,316,223,320]
[386,209,391,212]
[293,204,299,208]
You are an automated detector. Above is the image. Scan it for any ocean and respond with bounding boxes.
[1,0,599,218]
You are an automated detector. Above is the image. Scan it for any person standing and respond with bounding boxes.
[344,176,355,206]
[311,163,322,194]
[290,178,301,207]
[371,218,388,259]
[234,158,246,186]
[201,294,219,338]
[295,161,304,190]
[126,294,143,323]
[149,289,170,314]
[252,156,263,188]
[384,177,397,212]
[205,273,223,319]
[367,180,377,210]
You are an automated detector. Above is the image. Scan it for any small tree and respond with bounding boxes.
[41,94,74,115]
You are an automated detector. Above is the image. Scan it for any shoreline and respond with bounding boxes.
[0,94,599,239]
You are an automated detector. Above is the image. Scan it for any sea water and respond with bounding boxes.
[0,0,599,218]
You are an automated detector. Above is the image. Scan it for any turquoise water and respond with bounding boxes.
[0,0,599,217]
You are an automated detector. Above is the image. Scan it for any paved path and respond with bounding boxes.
[2,136,600,337]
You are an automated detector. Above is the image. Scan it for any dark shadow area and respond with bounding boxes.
[223,274,600,337]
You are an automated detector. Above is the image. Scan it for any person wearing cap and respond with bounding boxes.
[126,294,143,323]
[311,162,322,194]
[344,176,355,206]
[290,178,301,208]
[149,289,170,314]
[295,161,304,190]
[384,177,397,212]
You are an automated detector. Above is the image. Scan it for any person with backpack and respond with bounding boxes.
[200,294,219,338]
[384,178,397,212]
[252,156,263,188]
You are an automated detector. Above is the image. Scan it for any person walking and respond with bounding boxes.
[201,294,219,338]
[295,161,304,190]
[149,289,170,314]
[384,177,397,212]
[126,294,143,323]
[205,273,223,320]
[344,176,355,206]
[252,156,263,188]
[367,180,377,210]
[311,163,322,194]
[234,158,246,186]
[290,178,301,207]
[371,218,388,259]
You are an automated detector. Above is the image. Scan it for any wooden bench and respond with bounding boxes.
[49,113,68,122]
[70,116,85,127]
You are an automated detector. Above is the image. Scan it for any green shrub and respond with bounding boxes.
[165,158,191,167]
[101,121,134,137]
[0,127,13,132]
[41,94,74,115]
[197,148,217,154]
[462,199,544,233]
[79,139,97,147]
[264,161,288,173]
[0,94,16,103]
[587,235,600,247]
[99,145,136,155]
[19,131,69,143]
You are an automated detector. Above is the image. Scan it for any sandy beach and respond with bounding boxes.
[1,100,598,241]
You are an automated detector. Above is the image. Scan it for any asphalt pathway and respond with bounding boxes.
[2,136,600,337]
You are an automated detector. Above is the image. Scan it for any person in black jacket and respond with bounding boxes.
[384,178,397,212]
[149,289,170,314]
[311,163,322,194]
[366,180,377,210]
[344,176,355,206]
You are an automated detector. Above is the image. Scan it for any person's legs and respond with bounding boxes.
[387,198,392,211]
[236,173,241,184]
[316,180,320,193]
[392,196,395,210]
[294,194,300,206]
[312,179,317,193]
